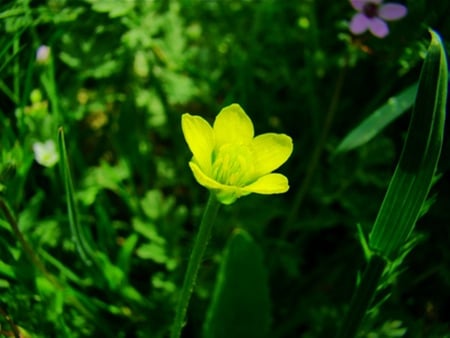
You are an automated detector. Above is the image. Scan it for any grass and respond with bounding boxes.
[0,1,449,337]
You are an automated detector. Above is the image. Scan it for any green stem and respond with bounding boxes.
[41,53,61,127]
[0,303,20,338]
[13,37,20,106]
[336,254,387,338]
[171,193,221,338]
[281,56,348,239]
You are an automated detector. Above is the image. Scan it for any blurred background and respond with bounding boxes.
[0,0,449,337]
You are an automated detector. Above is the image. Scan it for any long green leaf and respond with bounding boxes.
[337,29,448,338]
[57,128,95,266]
[336,83,418,153]
[369,30,447,258]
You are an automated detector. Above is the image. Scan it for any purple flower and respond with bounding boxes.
[349,0,407,38]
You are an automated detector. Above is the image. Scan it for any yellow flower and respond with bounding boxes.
[182,103,293,205]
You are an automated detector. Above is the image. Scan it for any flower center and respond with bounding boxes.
[363,2,379,18]
[211,143,254,186]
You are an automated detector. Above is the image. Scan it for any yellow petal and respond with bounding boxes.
[242,173,289,194]
[213,104,254,146]
[182,114,214,173]
[189,161,224,190]
[251,133,293,177]
[189,161,251,204]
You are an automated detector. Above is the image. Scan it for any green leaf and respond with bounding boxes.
[116,233,139,278]
[336,83,418,153]
[96,253,124,291]
[58,128,96,266]
[203,229,272,338]
[136,242,168,264]
[132,217,166,244]
[85,0,135,18]
[369,30,448,258]
[337,29,447,338]
[0,260,15,280]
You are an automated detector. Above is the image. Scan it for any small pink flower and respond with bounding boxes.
[349,0,407,38]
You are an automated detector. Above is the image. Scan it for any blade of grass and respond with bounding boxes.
[337,29,448,338]
[57,127,96,267]
[336,83,418,153]
[369,30,447,258]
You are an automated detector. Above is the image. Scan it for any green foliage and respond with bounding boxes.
[0,0,449,337]
[204,229,271,338]
[338,30,448,338]
[369,30,448,259]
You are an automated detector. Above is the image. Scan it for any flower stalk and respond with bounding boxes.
[171,193,221,338]
[174,103,293,337]
[336,255,386,338]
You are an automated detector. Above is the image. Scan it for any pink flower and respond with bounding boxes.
[349,0,407,38]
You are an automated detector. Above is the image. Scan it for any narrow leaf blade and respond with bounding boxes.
[336,83,418,153]
[369,30,448,258]
[58,128,95,266]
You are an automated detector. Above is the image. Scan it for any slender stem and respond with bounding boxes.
[171,193,221,338]
[13,37,20,106]
[336,254,387,338]
[0,305,20,338]
[281,57,348,239]
[48,51,61,125]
